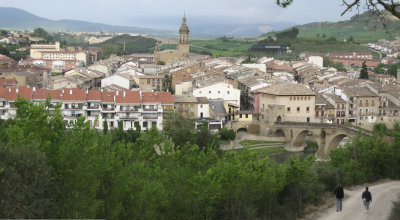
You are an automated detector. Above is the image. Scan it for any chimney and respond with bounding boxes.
[16,88,18,93]
[116,91,119,96]
[86,89,88,94]
[33,87,36,92]
[70,89,72,95]
[62,89,64,93]
[123,91,126,97]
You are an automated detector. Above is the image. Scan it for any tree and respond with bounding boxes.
[101,44,120,58]
[276,0,400,19]
[31,28,53,42]
[162,74,174,94]
[0,145,56,218]
[359,61,369,79]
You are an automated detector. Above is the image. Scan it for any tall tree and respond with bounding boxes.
[359,61,369,79]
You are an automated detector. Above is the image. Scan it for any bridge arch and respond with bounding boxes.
[274,129,286,137]
[237,127,247,133]
[293,129,309,148]
[325,133,348,153]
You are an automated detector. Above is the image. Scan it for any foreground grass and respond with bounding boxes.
[240,140,285,148]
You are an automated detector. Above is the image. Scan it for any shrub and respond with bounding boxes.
[219,128,236,141]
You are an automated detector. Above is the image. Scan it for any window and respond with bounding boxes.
[200,104,203,108]
[359,109,362,115]
[147,79,150,84]
[316,111,319,116]
[227,91,230,94]
[287,107,291,112]
[199,91,202,94]
[321,111,324,116]
[366,109,369,115]
[301,97,304,101]
[190,104,194,108]
[246,114,248,118]
[290,97,292,101]
[297,97,300,101]
[308,97,310,100]
[157,79,160,84]
[191,112,194,116]
[337,104,340,109]
[306,107,310,112]
[143,121,148,128]
[342,104,345,109]
[297,107,300,112]
[209,91,211,94]
[240,114,242,118]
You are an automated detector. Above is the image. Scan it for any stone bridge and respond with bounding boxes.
[272,122,371,155]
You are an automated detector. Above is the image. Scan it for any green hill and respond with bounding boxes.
[262,11,400,43]
[96,34,157,58]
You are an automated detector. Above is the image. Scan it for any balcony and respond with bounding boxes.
[102,107,115,112]
[119,107,139,112]
[87,105,100,110]
[143,114,158,119]
[178,107,189,111]
[143,108,158,112]
[119,115,139,120]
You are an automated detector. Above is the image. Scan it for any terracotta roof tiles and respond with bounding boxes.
[115,90,140,103]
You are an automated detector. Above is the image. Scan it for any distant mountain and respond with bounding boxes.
[190,22,298,38]
[261,11,400,43]
[0,7,173,36]
[0,7,298,39]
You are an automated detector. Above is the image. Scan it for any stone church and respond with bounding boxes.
[155,14,190,65]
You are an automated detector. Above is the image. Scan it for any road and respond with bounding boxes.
[312,181,400,220]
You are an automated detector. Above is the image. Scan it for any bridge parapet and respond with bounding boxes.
[274,122,371,136]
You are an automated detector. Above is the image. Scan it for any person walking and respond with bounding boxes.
[334,183,344,212]
[362,186,372,214]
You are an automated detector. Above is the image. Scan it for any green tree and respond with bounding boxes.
[359,61,369,79]
[0,145,56,218]
[31,28,53,42]
[219,128,236,141]
[101,44,120,58]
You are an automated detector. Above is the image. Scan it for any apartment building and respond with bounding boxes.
[0,86,174,131]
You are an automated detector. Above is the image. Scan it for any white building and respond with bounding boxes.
[193,82,241,106]
[101,74,131,89]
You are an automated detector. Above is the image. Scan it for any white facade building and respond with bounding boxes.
[193,82,241,106]
[101,74,131,89]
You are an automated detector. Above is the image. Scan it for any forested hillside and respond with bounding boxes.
[96,34,157,58]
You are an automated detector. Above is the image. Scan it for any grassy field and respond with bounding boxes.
[298,26,395,44]
[158,35,369,59]
[239,140,286,148]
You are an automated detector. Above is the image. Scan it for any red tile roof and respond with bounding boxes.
[115,90,140,103]
[141,91,174,104]
[156,92,174,104]
[0,77,17,87]
[61,88,86,101]
[49,90,62,101]
[101,91,115,103]
[32,89,50,100]
[87,90,101,101]
[0,88,8,99]
[141,92,158,103]
[7,87,33,101]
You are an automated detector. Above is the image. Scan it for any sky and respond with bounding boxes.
[0,0,362,30]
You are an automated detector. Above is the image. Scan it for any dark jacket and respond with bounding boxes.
[362,190,372,202]
[334,186,344,199]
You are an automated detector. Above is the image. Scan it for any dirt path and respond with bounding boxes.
[311,181,400,220]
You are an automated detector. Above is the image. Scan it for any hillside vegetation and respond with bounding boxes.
[280,11,400,43]
[96,34,157,58]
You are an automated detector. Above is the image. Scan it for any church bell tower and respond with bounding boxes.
[177,13,190,54]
